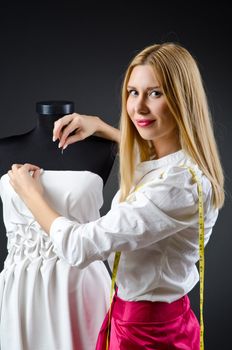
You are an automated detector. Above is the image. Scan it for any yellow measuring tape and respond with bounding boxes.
[105,251,121,350]
[188,167,205,350]
[106,167,205,350]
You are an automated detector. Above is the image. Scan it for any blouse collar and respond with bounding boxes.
[134,149,187,183]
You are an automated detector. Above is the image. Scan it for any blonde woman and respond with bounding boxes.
[8,42,224,350]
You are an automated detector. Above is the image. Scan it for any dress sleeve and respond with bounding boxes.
[50,166,204,268]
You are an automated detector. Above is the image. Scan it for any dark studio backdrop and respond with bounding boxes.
[0,3,231,349]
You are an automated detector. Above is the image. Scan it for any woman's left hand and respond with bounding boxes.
[8,163,44,202]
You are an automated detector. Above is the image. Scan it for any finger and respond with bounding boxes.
[58,122,80,148]
[63,132,86,149]
[53,114,75,141]
[11,164,24,173]
[33,169,42,180]
[11,163,40,174]
[11,163,23,170]
[23,163,41,171]
[7,169,13,179]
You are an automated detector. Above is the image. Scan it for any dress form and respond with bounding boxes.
[0,101,117,183]
[0,100,116,272]
[0,101,116,349]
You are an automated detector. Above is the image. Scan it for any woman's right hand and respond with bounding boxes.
[52,113,100,150]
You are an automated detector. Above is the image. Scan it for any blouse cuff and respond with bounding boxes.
[50,216,68,240]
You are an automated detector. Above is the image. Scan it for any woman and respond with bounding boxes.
[8,42,224,350]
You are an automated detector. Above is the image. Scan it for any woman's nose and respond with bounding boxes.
[134,96,149,114]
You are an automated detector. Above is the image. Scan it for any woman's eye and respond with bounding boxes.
[128,90,138,96]
[150,90,161,97]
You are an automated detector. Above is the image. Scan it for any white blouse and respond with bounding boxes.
[50,150,219,303]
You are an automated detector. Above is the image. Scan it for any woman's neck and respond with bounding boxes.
[152,142,181,159]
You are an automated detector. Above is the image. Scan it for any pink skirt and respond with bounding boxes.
[95,293,200,350]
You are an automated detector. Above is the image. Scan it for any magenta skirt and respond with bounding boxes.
[95,293,200,350]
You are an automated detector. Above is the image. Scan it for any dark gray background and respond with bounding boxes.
[0,3,231,349]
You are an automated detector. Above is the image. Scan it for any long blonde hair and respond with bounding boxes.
[119,42,224,208]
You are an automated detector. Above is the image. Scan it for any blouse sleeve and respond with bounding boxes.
[50,166,206,268]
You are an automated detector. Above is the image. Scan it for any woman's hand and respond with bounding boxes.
[53,113,120,149]
[8,163,61,234]
[8,163,44,202]
[52,113,100,150]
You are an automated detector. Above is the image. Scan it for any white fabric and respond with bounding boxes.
[0,171,111,350]
[50,150,219,303]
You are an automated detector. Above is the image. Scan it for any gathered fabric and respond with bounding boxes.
[0,171,110,350]
[96,293,200,350]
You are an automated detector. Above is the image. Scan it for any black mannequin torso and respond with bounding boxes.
[0,116,117,184]
[0,102,117,184]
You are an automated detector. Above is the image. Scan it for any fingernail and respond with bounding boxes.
[63,144,67,150]
[58,143,61,148]
[53,136,56,142]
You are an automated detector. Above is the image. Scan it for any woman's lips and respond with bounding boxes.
[136,119,155,127]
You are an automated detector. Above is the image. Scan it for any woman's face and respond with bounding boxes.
[127,64,180,157]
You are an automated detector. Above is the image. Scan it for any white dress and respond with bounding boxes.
[0,171,111,350]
